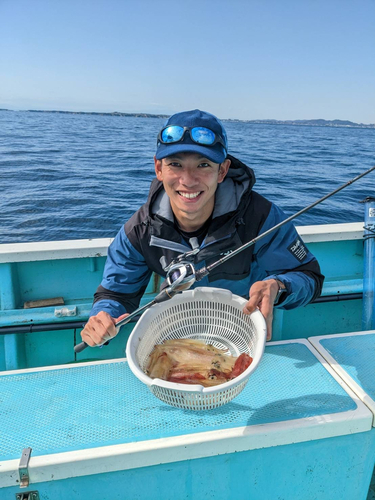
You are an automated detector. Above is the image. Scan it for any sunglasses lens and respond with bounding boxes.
[191,127,216,145]
[161,126,184,143]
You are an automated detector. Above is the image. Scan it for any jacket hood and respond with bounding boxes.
[148,155,256,222]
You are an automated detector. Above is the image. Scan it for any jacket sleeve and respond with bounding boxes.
[89,225,152,318]
[253,203,324,309]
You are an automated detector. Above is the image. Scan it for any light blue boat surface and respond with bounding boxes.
[310,331,375,425]
[1,340,374,499]
[0,342,360,461]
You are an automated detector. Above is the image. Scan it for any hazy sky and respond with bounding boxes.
[1,0,374,123]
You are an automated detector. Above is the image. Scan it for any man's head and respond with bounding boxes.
[154,110,230,232]
[155,109,228,163]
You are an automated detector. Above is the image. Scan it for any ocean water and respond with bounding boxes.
[0,110,374,244]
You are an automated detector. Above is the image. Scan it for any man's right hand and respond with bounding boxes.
[80,311,129,347]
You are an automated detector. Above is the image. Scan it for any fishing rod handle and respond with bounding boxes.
[74,340,89,353]
[73,287,179,353]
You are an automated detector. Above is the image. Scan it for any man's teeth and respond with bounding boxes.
[179,191,201,199]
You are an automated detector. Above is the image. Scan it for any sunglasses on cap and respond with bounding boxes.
[157,126,227,150]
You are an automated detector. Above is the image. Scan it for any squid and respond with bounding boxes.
[145,339,252,387]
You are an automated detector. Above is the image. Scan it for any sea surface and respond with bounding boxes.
[1,110,374,244]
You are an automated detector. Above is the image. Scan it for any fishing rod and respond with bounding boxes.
[74,164,375,354]
[74,262,195,353]
[195,165,375,280]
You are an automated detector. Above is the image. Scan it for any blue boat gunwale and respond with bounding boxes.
[0,222,364,264]
[0,221,367,369]
[0,222,364,319]
[0,338,372,488]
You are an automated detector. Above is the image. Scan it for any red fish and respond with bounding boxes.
[230,353,253,378]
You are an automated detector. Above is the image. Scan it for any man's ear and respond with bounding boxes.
[218,158,231,183]
[154,156,163,181]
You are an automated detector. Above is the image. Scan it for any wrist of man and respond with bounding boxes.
[273,279,286,305]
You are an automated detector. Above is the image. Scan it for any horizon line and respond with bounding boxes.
[0,107,374,128]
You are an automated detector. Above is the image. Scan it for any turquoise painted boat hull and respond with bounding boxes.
[0,222,365,371]
[3,433,375,500]
[0,223,374,499]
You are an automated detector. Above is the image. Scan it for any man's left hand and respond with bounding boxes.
[243,279,280,341]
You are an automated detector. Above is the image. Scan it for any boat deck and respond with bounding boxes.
[0,342,361,462]
[1,339,374,500]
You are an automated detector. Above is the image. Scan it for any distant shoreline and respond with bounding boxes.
[1,108,374,129]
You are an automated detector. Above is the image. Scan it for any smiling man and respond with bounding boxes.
[154,152,230,232]
[81,109,324,347]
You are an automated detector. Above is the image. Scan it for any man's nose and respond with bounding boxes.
[180,168,199,186]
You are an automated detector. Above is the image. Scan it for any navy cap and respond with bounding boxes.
[155,109,228,163]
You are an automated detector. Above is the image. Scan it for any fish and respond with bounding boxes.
[145,339,253,387]
[147,352,174,380]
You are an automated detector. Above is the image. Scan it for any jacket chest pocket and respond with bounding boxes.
[206,245,254,282]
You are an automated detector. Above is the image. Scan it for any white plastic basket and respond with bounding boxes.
[126,287,267,411]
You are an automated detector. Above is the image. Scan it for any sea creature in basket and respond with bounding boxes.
[145,339,253,387]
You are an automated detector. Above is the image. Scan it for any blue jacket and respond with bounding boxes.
[90,155,324,318]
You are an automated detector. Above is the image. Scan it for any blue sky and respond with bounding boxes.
[1,0,374,123]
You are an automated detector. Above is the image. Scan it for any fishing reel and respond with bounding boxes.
[159,236,200,294]
[165,261,197,293]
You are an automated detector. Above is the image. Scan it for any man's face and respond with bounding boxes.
[154,152,230,231]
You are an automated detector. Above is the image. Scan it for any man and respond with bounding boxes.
[81,109,324,347]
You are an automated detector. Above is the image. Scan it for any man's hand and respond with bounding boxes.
[243,279,281,341]
[80,311,129,347]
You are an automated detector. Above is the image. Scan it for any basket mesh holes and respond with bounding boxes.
[150,379,248,411]
[137,299,260,378]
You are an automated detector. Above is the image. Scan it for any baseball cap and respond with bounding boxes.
[155,109,228,163]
